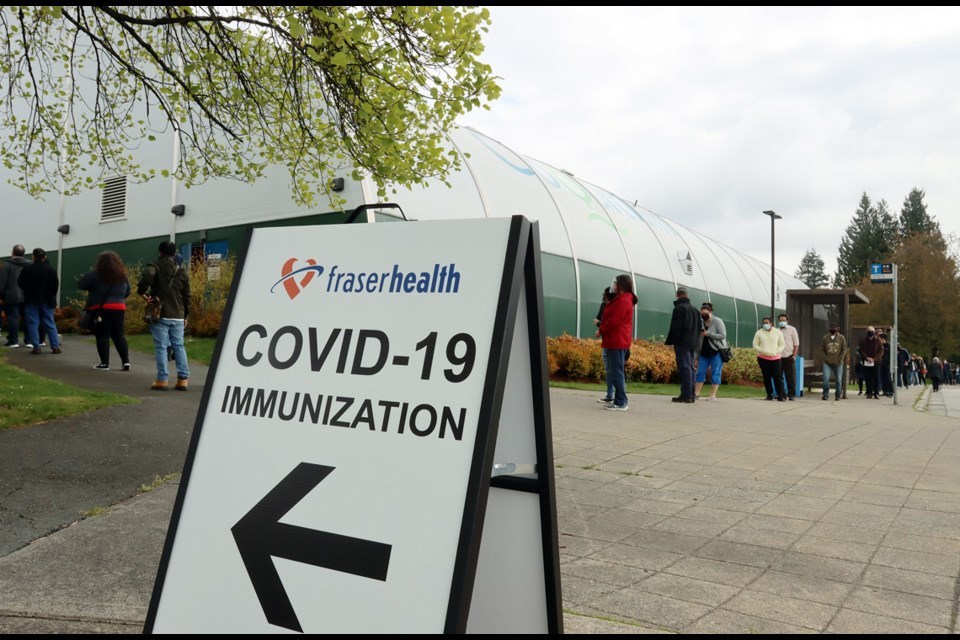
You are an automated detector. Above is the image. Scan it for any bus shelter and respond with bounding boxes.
[786,288,870,399]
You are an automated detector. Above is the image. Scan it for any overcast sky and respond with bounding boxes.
[457,6,960,279]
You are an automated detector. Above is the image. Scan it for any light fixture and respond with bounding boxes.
[171,204,186,217]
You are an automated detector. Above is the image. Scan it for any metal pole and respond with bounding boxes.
[770,215,777,320]
[893,264,899,406]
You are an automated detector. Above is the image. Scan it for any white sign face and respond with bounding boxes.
[151,219,513,633]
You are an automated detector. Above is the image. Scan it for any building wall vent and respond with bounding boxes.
[100,176,128,222]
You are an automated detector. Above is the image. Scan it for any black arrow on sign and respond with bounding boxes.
[231,462,392,633]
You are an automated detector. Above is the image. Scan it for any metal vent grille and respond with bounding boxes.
[100,176,127,222]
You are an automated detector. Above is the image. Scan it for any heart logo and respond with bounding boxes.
[279,258,320,300]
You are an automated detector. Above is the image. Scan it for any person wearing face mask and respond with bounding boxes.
[858,326,884,399]
[777,313,799,401]
[752,316,787,401]
[695,302,727,401]
[596,274,638,411]
[665,286,701,404]
[820,322,848,401]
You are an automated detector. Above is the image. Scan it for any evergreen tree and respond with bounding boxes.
[875,199,899,257]
[898,187,945,250]
[794,249,830,288]
[835,192,890,286]
[899,188,935,236]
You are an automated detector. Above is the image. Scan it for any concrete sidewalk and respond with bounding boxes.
[2,336,960,633]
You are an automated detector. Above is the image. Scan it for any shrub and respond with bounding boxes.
[61,253,237,337]
[545,335,763,386]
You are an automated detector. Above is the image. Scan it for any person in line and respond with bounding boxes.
[854,345,865,395]
[137,241,191,391]
[929,356,943,392]
[78,251,132,371]
[0,244,31,347]
[877,328,894,397]
[594,287,616,404]
[16,248,62,355]
[858,326,884,399]
[897,343,912,389]
[820,322,848,401]
[596,274,637,411]
[695,302,727,401]
[665,286,700,404]
[777,313,799,401]
[752,317,786,402]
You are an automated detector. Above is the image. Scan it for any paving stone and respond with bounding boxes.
[721,589,838,630]
[843,585,954,628]
[588,588,713,631]
[860,565,956,600]
[589,543,685,572]
[662,556,764,588]
[871,546,960,577]
[789,535,876,563]
[747,570,854,606]
[683,607,814,634]
[634,572,740,607]
[825,609,949,634]
[562,557,649,588]
[770,551,865,583]
[694,541,783,569]
[718,525,802,550]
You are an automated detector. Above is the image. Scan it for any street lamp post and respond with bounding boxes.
[763,210,782,319]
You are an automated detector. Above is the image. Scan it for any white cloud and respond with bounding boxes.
[460,6,960,278]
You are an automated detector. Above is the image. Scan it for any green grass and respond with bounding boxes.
[0,358,139,430]
[125,333,218,366]
[549,379,770,399]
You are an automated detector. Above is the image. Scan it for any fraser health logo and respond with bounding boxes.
[270,257,461,299]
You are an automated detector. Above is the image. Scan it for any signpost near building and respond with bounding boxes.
[870,263,899,406]
[144,215,562,634]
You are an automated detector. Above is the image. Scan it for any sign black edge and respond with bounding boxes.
[142,226,256,634]
[443,215,530,633]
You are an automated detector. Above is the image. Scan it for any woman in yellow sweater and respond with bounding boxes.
[753,317,787,401]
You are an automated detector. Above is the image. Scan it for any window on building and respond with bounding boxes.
[100,176,127,222]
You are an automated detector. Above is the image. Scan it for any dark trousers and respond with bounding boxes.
[674,345,695,400]
[94,309,130,366]
[2,301,21,344]
[781,355,796,398]
[865,365,879,397]
[758,357,786,399]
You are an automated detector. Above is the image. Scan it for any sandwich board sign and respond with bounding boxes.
[144,215,562,634]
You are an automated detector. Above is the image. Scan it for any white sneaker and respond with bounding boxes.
[38,341,46,347]
[604,404,628,411]
[24,344,33,349]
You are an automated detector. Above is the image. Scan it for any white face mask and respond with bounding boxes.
[762,323,772,331]
[778,321,787,328]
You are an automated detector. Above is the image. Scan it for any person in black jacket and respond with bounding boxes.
[665,286,700,403]
[137,240,191,391]
[16,248,62,354]
[0,244,32,347]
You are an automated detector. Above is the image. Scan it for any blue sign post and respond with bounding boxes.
[869,262,899,405]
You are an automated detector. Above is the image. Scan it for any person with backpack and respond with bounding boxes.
[137,241,191,391]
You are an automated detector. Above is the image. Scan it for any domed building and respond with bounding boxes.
[3,125,804,345]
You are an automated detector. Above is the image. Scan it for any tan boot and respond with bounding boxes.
[151,380,169,391]
[175,378,189,391]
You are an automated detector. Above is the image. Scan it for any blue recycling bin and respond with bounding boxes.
[773,356,804,398]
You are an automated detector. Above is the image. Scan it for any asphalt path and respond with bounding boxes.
[0,334,205,556]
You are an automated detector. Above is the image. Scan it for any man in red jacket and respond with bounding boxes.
[597,274,637,411]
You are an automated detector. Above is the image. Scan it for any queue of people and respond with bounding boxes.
[1,241,190,392]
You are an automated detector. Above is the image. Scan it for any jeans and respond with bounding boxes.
[605,348,628,407]
[822,363,844,399]
[2,301,21,344]
[601,348,615,398]
[674,345,695,400]
[23,304,60,349]
[150,319,189,382]
[696,352,722,385]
